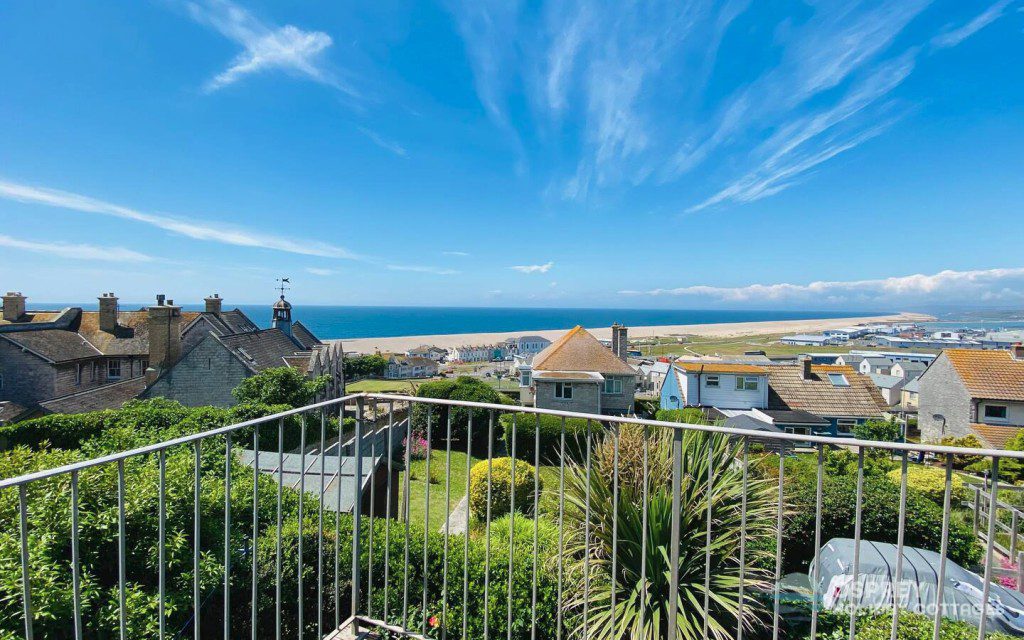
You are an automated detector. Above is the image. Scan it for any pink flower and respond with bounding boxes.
[428,615,440,628]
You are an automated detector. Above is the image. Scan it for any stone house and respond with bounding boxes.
[530,325,636,415]
[765,360,887,437]
[918,347,1024,447]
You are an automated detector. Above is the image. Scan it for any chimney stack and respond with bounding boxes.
[98,292,119,333]
[801,356,813,380]
[2,292,26,322]
[148,296,182,373]
[204,293,223,314]
[611,323,629,361]
[1013,343,1024,361]
[156,294,166,306]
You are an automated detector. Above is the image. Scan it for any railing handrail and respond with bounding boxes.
[364,392,1024,460]
[4,389,1022,491]
[0,393,363,489]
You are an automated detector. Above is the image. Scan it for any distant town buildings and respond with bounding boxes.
[385,356,439,379]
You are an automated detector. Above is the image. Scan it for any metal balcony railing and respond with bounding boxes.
[2,392,1024,639]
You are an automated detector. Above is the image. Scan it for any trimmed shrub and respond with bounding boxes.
[499,412,593,464]
[412,377,514,448]
[940,435,985,470]
[886,465,968,506]
[468,457,538,520]
[655,408,711,424]
[0,410,114,450]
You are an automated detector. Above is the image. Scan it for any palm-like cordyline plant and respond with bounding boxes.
[560,424,778,640]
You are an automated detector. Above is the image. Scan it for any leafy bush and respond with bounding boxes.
[654,408,710,424]
[940,435,985,470]
[0,410,114,450]
[412,377,514,448]
[344,353,388,379]
[467,457,538,520]
[777,605,1017,640]
[499,412,592,464]
[852,418,902,443]
[232,366,328,407]
[886,465,968,506]
[781,474,979,573]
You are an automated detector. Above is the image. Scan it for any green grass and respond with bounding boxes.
[636,332,941,358]
[346,378,433,393]
[399,448,474,533]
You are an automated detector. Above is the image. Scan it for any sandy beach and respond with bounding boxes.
[335,311,934,354]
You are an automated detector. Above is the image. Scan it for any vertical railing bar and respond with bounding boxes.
[610,421,619,636]
[640,426,650,638]
[335,406,344,631]
[849,447,865,640]
[810,443,824,639]
[251,424,259,640]
[367,401,376,621]
[462,413,472,640]
[118,459,127,640]
[352,398,364,636]
[933,454,953,640]
[507,414,516,640]
[403,402,413,630]
[194,441,202,640]
[422,407,433,638]
[318,411,327,639]
[224,433,232,640]
[772,446,784,640]
[18,484,33,640]
[702,434,714,638]
[298,414,307,637]
[668,428,683,637]
[72,470,83,640]
[737,437,749,640]
[531,413,540,640]
[890,450,909,640]
[276,418,284,640]
[556,416,566,640]
[441,410,452,640]
[583,419,592,639]
[384,402,395,624]
[979,456,1001,640]
[484,410,495,640]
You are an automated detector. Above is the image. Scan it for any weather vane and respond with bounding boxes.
[276,277,291,297]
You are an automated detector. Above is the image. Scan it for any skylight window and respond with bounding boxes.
[828,373,849,387]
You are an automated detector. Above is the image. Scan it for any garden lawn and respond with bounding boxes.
[346,378,433,393]
[399,447,473,533]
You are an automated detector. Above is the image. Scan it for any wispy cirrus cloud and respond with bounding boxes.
[0,178,361,259]
[442,251,470,257]
[510,261,554,274]
[305,267,338,276]
[387,264,460,275]
[620,266,1024,304]
[357,127,408,157]
[931,0,1013,49]
[0,234,153,262]
[186,0,356,96]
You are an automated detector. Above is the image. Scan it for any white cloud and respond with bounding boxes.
[186,0,356,96]
[510,261,554,274]
[931,0,1013,49]
[621,267,1024,304]
[305,267,337,276]
[0,234,153,262]
[442,251,470,257]
[387,264,460,275]
[357,127,408,157]
[0,178,360,259]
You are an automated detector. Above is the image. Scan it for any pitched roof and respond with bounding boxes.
[903,378,920,393]
[0,401,30,425]
[868,373,904,389]
[863,357,894,366]
[767,364,887,418]
[532,326,635,375]
[760,408,829,426]
[944,349,1024,402]
[970,423,1023,449]
[38,377,147,415]
[216,328,310,372]
[1,330,101,362]
[290,321,322,350]
[675,362,767,375]
[895,361,927,372]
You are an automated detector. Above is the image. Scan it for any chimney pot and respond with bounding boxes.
[156,294,165,306]
[1013,343,1024,361]
[2,291,27,322]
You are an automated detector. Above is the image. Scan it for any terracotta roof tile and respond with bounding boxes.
[767,364,887,418]
[532,326,635,375]
[945,349,1024,402]
[970,423,1023,449]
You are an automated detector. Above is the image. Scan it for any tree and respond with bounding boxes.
[412,376,514,447]
[344,354,388,380]
[232,367,327,407]
[852,418,902,443]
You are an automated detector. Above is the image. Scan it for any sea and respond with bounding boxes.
[41,303,886,340]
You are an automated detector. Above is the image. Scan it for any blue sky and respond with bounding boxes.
[1,0,1022,310]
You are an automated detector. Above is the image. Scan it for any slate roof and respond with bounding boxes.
[767,364,887,418]
[970,423,1023,449]
[0,330,101,362]
[291,321,322,350]
[0,311,62,325]
[532,326,635,375]
[944,349,1024,402]
[903,378,920,393]
[863,357,894,367]
[0,401,30,425]
[868,373,904,389]
[217,329,310,372]
[238,450,378,513]
[38,377,147,414]
[760,408,829,426]
[895,361,927,373]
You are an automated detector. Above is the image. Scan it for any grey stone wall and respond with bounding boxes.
[918,353,972,442]
[600,375,637,414]
[144,335,249,407]
[535,380,602,414]
[0,339,55,404]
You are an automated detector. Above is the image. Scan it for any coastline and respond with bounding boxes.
[333,311,934,354]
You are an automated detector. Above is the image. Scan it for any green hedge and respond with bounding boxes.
[776,605,1017,640]
[411,377,515,449]
[499,412,594,464]
[886,465,969,506]
[654,408,711,424]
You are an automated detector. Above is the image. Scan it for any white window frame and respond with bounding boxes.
[107,359,122,380]
[785,426,811,436]
[984,404,1008,422]
[76,363,84,385]
[735,376,759,391]
[554,382,573,400]
[836,418,857,434]
[603,377,623,394]
[705,375,720,388]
